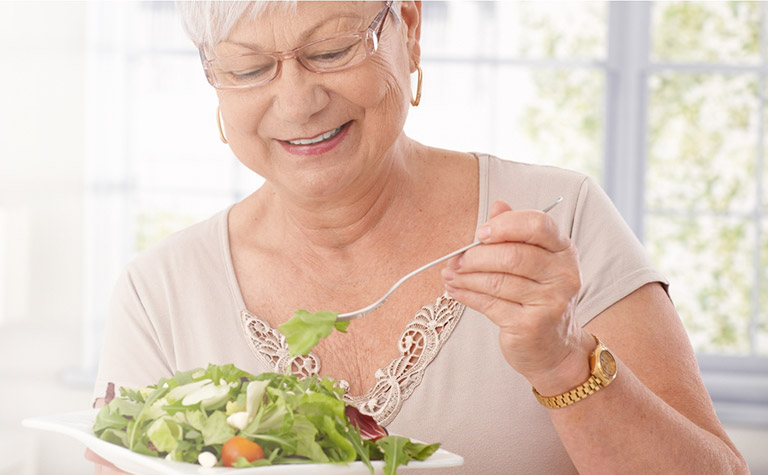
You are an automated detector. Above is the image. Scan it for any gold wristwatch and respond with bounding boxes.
[532,334,617,409]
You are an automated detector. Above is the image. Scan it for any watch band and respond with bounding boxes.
[532,374,604,409]
[531,335,615,409]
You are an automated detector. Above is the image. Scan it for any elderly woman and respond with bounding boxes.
[93,1,747,474]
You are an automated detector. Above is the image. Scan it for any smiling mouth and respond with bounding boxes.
[285,122,349,146]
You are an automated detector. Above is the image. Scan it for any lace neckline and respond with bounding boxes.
[240,294,465,426]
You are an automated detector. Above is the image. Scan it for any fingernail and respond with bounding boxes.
[476,225,490,241]
[442,268,455,281]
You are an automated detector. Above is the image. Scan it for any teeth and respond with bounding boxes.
[287,125,343,145]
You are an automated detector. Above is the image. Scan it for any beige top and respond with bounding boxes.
[95,154,667,474]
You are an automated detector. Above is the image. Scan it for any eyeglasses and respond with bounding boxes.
[199,1,393,90]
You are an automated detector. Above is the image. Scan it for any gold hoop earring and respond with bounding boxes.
[216,106,228,144]
[410,64,423,107]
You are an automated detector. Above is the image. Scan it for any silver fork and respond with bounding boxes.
[336,196,564,322]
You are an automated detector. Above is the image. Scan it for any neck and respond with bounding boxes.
[254,138,422,254]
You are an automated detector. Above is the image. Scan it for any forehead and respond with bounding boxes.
[221,2,375,52]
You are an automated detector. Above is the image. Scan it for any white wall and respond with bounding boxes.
[0,1,87,324]
[0,2,92,473]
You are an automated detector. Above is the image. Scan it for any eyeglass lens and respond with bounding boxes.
[211,34,371,88]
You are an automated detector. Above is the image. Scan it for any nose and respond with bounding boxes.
[270,59,330,125]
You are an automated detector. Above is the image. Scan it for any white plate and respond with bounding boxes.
[22,409,463,475]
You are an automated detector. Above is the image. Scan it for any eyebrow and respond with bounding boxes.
[224,12,366,53]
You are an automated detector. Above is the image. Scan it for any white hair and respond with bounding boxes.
[176,1,399,55]
[177,1,297,50]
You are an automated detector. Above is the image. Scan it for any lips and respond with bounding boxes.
[285,125,344,145]
[279,122,351,156]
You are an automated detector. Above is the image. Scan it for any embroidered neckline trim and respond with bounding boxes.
[240,294,465,426]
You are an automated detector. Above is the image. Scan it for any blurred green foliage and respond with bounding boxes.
[646,2,765,354]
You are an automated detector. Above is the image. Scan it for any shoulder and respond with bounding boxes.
[478,153,590,204]
[475,153,596,221]
[481,153,588,180]
[124,207,230,283]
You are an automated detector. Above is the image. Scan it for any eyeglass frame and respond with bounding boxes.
[198,1,393,90]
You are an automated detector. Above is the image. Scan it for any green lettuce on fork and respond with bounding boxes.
[93,363,439,473]
[277,309,350,356]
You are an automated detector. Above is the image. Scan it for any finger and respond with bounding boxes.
[444,282,529,332]
[443,268,545,305]
[476,209,569,253]
[445,257,577,313]
[84,448,120,471]
[488,199,513,219]
[444,254,461,271]
[456,241,572,284]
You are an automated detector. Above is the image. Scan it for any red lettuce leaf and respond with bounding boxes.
[345,405,388,440]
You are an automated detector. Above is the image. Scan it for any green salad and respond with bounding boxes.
[94,363,439,473]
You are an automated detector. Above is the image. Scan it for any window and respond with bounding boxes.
[409,1,606,180]
[645,2,767,356]
[640,1,768,426]
[76,1,766,425]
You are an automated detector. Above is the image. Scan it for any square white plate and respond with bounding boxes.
[22,409,463,474]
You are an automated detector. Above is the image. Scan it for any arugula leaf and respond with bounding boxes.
[404,440,440,460]
[127,384,170,451]
[376,436,440,475]
[377,436,409,475]
[345,425,374,474]
[93,406,130,433]
[278,310,350,356]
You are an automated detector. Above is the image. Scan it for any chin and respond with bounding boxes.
[282,170,358,202]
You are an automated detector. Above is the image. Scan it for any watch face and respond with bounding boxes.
[599,350,617,377]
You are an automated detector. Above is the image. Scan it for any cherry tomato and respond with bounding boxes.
[221,436,265,467]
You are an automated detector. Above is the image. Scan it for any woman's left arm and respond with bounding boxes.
[562,282,747,474]
[443,200,748,475]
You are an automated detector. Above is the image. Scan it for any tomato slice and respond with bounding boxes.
[220,436,265,467]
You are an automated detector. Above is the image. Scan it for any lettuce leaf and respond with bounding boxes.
[277,310,350,356]
[201,410,235,445]
[377,436,440,475]
[147,417,181,453]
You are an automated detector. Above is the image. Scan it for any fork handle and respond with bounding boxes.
[336,196,563,321]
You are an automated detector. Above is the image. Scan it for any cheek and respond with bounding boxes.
[217,94,272,172]
[349,58,411,131]
[218,93,269,138]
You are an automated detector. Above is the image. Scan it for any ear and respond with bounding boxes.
[399,1,422,72]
